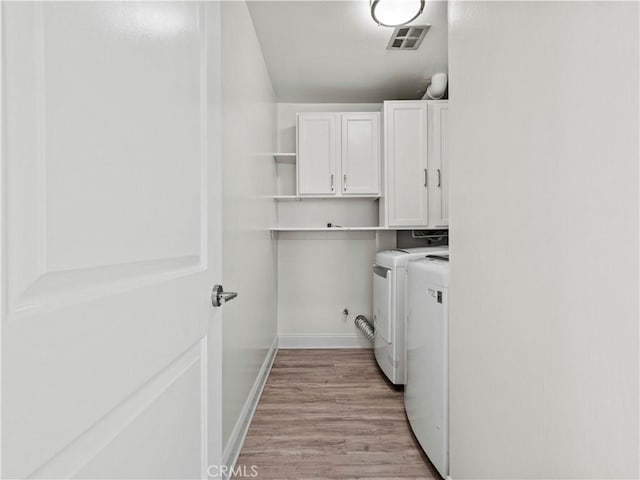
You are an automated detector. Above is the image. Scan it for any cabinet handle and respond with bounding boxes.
[437,168,441,188]
[424,169,428,188]
[343,174,347,191]
[330,174,334,192]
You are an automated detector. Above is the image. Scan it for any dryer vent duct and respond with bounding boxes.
[355,315,375,343]
[387,25,430,50]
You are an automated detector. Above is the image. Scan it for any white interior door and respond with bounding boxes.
[297,113,338,195]
[341,113,380,195]
[2,2,222,478]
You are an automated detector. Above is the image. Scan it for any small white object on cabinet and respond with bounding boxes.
[297,112,380,197]
[383,100,449,229]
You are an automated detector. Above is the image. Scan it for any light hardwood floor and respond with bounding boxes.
[234,349,441,479]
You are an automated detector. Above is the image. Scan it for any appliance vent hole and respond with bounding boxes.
[386,25,431,50]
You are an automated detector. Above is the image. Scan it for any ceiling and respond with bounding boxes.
[246,1,448,103]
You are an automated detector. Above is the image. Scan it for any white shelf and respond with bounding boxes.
[269,226,386,232]
[273,153,296,164]
[273,195,380,201]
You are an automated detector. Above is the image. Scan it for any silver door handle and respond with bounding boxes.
[424,169,428,188]
[330,174,335,191]
[211,284,238,307]
[343,174,347,191]
[437,168,441,188]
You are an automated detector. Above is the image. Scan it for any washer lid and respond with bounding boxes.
[375,246,449,268]
[408,257,450,286]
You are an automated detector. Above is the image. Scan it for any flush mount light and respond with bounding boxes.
[370,0,425,27]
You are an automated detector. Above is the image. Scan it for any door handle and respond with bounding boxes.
[437,168,441,188]
[211,285,238,307]
[343,174,347,191]
[330,174,335,192]
[424,168,428,188]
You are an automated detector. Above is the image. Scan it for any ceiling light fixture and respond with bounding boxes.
[370,0,425,27]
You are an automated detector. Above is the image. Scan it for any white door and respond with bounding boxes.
[384,101,429,227]
[2,3,223,479]
[297,113,338,195]
[341,113,380,195]
[429,103,449,227]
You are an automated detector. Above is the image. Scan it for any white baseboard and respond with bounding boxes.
[221,336,278,476]
[278,334,372,349]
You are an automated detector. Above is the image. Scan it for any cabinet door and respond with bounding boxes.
[385,102,429,227]
[341,113,380,195]
[297,113,338,195]
[429,103,449,227]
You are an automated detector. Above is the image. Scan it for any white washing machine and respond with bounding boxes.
[405,255,449,479]
[372,247,448,385]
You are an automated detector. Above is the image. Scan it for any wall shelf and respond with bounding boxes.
[270,226,387,232]
[273,153,296,164]
[273,195,380,201]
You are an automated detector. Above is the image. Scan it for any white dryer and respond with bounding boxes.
[372,247,448,385]
[405,255,449,479]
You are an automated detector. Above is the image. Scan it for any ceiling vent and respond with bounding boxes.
[387,25,430,50]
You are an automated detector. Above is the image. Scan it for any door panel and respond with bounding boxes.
[2,3,220,478]
[297,113,338,195]
[429,103,449,227]
[341,113,380,195]
[385,102,429,227]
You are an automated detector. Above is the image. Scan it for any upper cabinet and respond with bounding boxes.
[297,113,339,195]
[341,113,380,195]
[384,102,429,227]
[383,100,449,229]
[429,103,449,227]
[297,112,381,197]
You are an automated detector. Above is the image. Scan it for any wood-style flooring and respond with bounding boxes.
[234,349,441,479]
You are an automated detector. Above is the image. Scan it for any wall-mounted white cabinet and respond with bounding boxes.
[297,112,380,196]
[341,114,380,195]
[297,114,338,195]
[384,102,429,227]
[383,100,448,229]
[429,103,449,227]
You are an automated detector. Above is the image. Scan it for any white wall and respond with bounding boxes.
[277,103,382,153]
[276,103,387,347]
[448,2,639,478]
[221,0,277,455]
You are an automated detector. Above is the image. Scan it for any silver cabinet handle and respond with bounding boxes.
[211,284,238,307]
[424,168,428,188]
[330,174,335,192]
[437,168,441,188]
[343,174,347,191]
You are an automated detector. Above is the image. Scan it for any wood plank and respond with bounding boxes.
[233,349,440,479]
